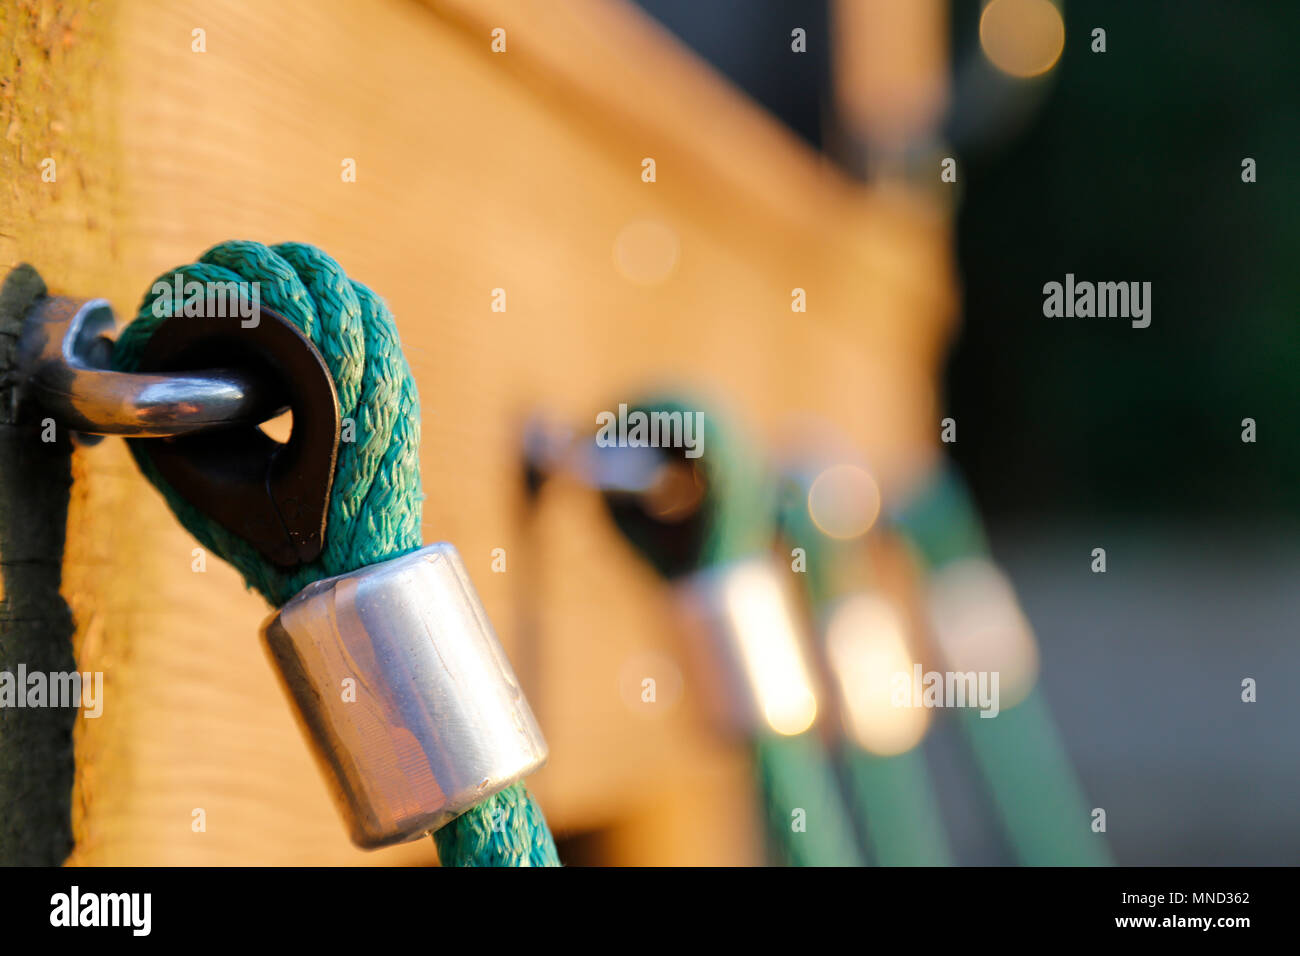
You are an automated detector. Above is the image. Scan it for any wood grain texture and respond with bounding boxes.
[4,0,954,864]
[1,0,123,866]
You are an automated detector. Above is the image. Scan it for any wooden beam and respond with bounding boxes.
[2,0,955,864]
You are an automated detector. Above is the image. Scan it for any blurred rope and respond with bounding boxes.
[606,398,863,866]
[116,240,558,867]
[843,746,951,865]
[892,464,1111,866]
[778,478,952,866]
[754,733,862,866]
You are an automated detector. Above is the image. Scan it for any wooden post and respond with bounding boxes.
[0,264,77,865]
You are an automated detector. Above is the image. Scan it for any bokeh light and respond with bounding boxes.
[613,219,680,286]
[825,593,930,756]
[979,0,1065,79]
[807,464,882,540]
[722,562,819,736]
[618,651,684,717]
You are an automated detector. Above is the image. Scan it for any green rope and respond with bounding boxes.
[777,476,952,865]
[891,466,989,574]
[115,240,557,867]
[842,746,951,866]
[891,463,1110,866]
[754,734,863,867]
[958,688,1110,866]
[431,779,558,867]
[605,398,863,866]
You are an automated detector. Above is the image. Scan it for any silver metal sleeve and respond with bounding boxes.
[672,556,822,738]
[261,542,548,849]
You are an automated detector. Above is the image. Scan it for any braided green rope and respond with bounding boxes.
[114,240,557,867]
[606,399,863,866]
[892,464,1110,866]
[777,477,952,866]
[430,779,558,867]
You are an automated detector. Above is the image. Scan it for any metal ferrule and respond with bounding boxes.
[261,543,548,849]
[923,556,1040,709]
[672,555,821,739]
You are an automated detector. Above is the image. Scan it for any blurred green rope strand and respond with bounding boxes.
[892,464,1109,866]
[610,398,863,865]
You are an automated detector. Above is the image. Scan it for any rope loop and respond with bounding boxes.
[116,240,557,867]
[115,240,421,606]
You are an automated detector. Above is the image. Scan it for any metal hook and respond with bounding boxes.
[521,417,681,496]
[13,296,281,438]
[520,416,708,576]
[13,293,340,568]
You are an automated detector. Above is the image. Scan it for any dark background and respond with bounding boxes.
[636,0,1299,519]
[633,0,1300,865]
